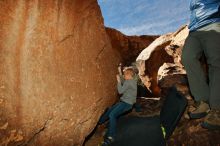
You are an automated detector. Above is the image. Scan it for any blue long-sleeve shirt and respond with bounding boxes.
[189,0,220,31]
[117,79,137,105]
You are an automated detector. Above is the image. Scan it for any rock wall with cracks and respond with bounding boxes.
[0,0,121,145]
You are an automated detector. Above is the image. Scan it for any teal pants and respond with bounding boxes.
[182,23,220,109]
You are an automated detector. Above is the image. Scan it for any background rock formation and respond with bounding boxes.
[0,0,121,145]
[106,27,158,65]
[136,26,189,96]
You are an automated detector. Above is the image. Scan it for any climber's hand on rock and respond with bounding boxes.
[116,74,121,83]
[118,63,122,75]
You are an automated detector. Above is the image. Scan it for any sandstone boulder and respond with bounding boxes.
[136,26,189,96]
[0,0,120,145]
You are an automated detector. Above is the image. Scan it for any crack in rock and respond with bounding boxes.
[95,45,106,61]
[19,119,52,146]
[58,34,74,44]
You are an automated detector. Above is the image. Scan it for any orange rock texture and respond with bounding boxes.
[0,0,120,145]
[106,27,158,65]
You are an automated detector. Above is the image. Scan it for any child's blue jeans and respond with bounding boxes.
[98,101,132,138]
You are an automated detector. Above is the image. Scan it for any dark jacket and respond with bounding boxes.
[189,0,220,31]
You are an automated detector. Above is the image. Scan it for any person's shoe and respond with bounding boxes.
[101,136,114,146]
[201,109,220,130]
[189,101,210,119]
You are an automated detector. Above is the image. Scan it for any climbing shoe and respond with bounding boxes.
[101,136,114,146]
[189,101,210,119]
[201,109,220,130]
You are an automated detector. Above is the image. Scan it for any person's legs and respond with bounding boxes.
[199,28,220,129]
[201,29,220,109]
[182,32,210,119]
[182,32,210,102]
[106,102,132,138]
[98,102,121,124]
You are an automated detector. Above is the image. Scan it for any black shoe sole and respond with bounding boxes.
[189,112,208,119]
[201,122,220,130]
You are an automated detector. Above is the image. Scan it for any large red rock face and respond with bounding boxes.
[0,0,120,145]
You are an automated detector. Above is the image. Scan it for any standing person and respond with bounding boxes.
[182,0,220,130]
[98,65,137,145]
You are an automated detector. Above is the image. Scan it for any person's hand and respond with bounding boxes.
[116,74,121,83]
[118,63,122,69]
[118,63,122,75]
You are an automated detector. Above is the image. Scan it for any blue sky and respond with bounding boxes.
[98,0,191,35]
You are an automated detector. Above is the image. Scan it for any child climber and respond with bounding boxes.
[98,64,137,146]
